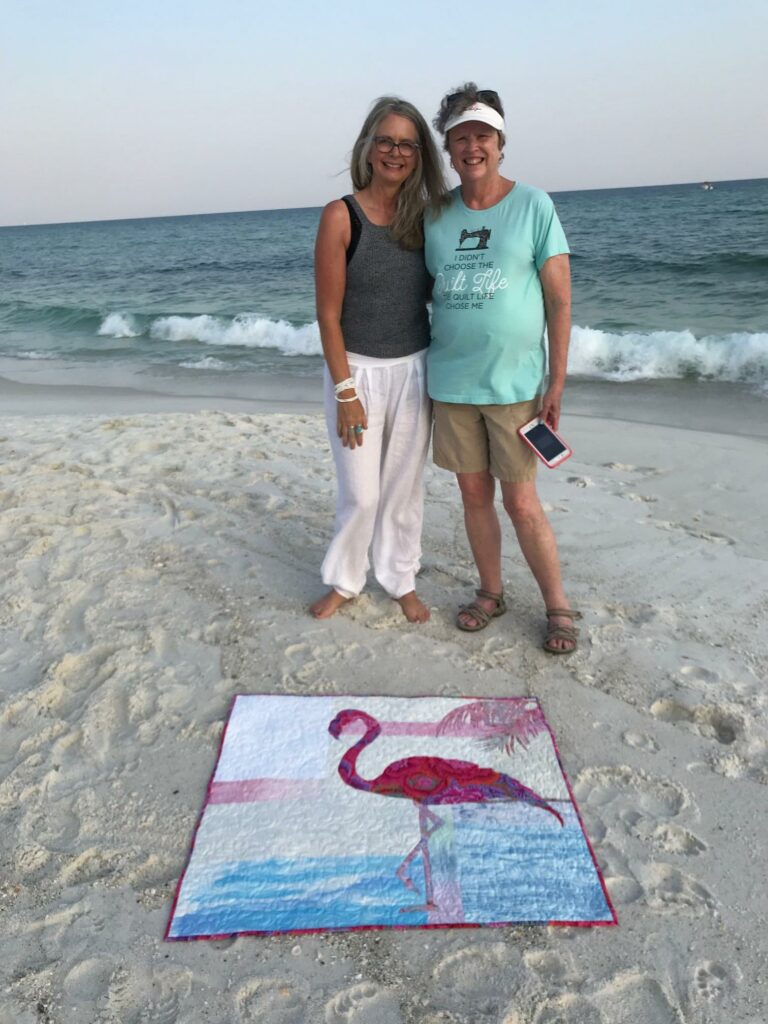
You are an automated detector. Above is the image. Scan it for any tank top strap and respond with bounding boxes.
[341,195,362,265]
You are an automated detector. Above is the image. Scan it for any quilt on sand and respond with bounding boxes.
[167,695,616,938]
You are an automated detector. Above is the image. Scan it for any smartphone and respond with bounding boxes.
[518,417,573,468]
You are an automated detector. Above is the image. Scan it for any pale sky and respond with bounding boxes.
[1,0,766,225]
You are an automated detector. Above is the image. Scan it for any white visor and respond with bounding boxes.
[444,102,505,134]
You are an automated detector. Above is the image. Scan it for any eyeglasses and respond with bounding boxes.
[446,89,500,107]
[372,136,421,157]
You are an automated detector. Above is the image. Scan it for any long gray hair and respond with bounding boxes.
[350,96,447,250]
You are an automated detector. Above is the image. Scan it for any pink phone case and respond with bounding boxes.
[517,419,573,468]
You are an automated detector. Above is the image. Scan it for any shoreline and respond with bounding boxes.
[2,368,767,438]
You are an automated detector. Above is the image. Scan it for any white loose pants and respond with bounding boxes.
[321,350,431,599]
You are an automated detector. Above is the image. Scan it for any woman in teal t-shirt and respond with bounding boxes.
[425,83,581,654]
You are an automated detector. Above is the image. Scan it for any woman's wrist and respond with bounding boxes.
[333,376,355,395]
[335,389,358,403]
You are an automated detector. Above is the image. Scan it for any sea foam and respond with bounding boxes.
[149,314,321,356]
[97,312,141,338]
[569,326,768,385]
[179,356,232,371]
[93,311,768,387]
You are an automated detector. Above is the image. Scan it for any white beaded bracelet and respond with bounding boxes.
[334,377,355,395]
[335,392,359,403]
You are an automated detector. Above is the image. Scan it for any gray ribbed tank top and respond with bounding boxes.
[340,194,431,359]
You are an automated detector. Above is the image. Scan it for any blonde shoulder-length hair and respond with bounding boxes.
[350,97,448,250]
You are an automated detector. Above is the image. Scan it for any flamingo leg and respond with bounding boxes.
[397,804,444,913]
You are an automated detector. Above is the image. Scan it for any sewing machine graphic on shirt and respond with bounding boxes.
[456,227,491,251]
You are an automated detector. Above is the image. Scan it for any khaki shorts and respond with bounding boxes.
[432,397,540,482]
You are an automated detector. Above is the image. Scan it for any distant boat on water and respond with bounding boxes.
[700,181,715,190]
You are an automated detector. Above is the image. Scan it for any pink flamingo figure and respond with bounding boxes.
[329,709,564,913]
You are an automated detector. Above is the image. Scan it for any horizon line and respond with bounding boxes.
[2,175,765,230]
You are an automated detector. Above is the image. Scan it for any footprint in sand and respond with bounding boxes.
[637,862,715,914]
[595,842,643,904]
[14,843,52,880]
[60,846,121,886]
[623,492,658,503]
[601,602,667,627]
[652,520,735,545]
[126,852,180,890]
[157,494,179,527]
[679,664,720,684]
[22,801,81,847]
[602,462,661,477]
[323,981,402,1024]
[624,820,707,856]
[692,960,741,1003]
[656,678,768,785]
[650,697,743,745]
[594,973,680,1024]
[574,766,713,912]
[429,944,523,1016]
[532,995,604,1023]
[105,965,153,1024]
[47,581,106,642]
[114,966,192,1024]
[523,950,573,992]
[63,957,116,1010]
[622,730,660,753]
[236,977,308,1024]
[142,971,193,1024]
[575,765,691,822]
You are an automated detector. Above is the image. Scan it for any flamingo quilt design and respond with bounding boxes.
[167,695,616,938]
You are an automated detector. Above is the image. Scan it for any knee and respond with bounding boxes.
[502,490,542,527]
[338,487,379,520]
[458,476,494,512]
[349,492,379,518]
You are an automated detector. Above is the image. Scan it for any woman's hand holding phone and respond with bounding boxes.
[539,386,563,431]
[518,415,572,468]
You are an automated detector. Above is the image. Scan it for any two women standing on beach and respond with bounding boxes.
[311,86,578,653]
[309,98,446,623]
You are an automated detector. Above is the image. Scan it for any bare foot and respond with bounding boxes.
[309,590,352,619]
[396,591,430,623]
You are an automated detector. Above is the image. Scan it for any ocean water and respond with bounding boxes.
[1,178,767,401]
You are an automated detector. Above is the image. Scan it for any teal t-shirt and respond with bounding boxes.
[425,183,569,404]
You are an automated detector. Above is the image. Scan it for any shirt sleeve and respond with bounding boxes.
[533,194,570,270]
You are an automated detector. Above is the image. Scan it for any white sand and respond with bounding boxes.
[1,401,767,1023]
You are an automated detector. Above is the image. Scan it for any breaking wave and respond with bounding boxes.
[5,304,767,389]
[148,314,321,356]
[97,312,141,338]
[569,326,768,385]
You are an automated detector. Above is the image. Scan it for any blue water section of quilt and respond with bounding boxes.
[169,804,611,936]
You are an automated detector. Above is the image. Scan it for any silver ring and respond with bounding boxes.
[355,425,363,434]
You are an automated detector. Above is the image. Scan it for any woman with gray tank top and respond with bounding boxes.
[309,97,447,622]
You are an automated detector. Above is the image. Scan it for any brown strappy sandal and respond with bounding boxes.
[543,608,582,655]
[456,589,507,633]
